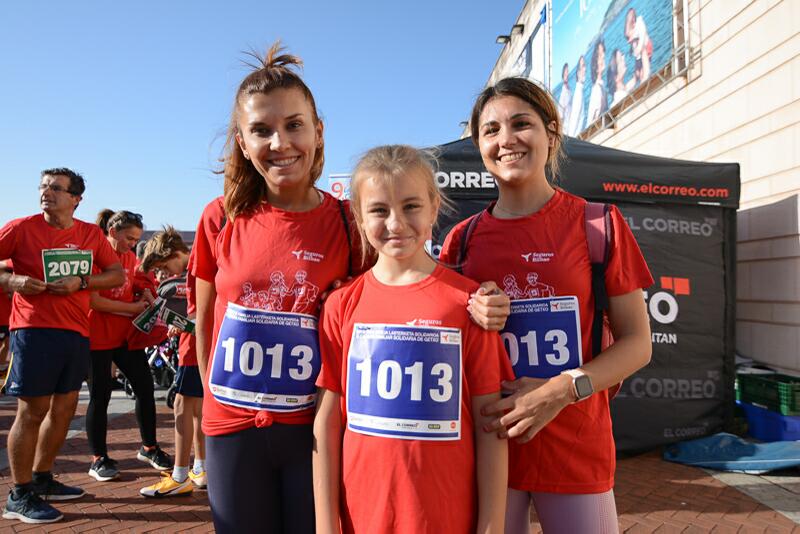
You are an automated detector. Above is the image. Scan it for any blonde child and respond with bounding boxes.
[313,145,510,533]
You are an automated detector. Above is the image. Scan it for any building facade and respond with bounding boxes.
[481,0,800,374]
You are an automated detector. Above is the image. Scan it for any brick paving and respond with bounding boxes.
[0,392,798,533]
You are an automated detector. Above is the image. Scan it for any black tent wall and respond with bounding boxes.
[430,137,740,452]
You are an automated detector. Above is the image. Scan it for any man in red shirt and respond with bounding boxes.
[0,169,124,524]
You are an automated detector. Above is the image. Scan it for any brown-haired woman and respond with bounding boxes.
[193,42,361,532]
[440,78,653,533]
[87,210,172,483]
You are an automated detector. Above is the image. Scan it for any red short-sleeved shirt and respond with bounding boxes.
[126,264,168,351]
[317,266,512,534]
[440,190,653,494]
[89,250,138,350]
[195,192,361,436]
[0,214,120,337]
[191,196,226,283]
[178,258,197,366]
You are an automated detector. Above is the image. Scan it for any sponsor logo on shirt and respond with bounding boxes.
[291,250,325,263]
[520,252,554,263]
[406,318,443,327]
[63,243,80,250]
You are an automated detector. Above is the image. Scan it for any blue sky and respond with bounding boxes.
[0,1,523,230]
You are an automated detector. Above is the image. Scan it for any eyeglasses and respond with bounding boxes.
[38,183,77,195]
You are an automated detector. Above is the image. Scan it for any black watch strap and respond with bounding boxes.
[79,275,90,290]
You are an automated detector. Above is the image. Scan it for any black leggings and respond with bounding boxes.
[86,346,157,457]
[206,423,315,534]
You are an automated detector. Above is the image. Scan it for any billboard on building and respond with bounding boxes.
[511,6,549,86]
[551,0,674,136]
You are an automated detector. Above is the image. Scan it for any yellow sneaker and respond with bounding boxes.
[139,472,193,498]
[188,470,207,489]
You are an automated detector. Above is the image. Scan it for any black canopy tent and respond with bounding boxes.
[430,136,740,452]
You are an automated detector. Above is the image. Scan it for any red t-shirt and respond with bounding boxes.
[317,266,511,534]
[191,196,226,283]
[126,265,168,351]
[178,258,197,366]
[183,196,225,367]
[195,192,361,436]
[0,214,119,337]
[89,250,138,350]
[440,190,653,494]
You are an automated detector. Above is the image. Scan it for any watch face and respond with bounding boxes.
[575,375,593,399]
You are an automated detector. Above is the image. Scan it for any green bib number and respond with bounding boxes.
[42,249,93,283]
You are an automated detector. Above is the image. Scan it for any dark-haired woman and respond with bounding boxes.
[440,78,653,533]
[86,210,172,482]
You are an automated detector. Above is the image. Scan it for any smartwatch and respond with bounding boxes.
[79,275,90,290]
[562,369,594,402]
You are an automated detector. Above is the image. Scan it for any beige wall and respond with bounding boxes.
[587,0,800,373]
[489,0,800,372]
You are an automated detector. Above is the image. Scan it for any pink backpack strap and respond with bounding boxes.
[585,201,610,265]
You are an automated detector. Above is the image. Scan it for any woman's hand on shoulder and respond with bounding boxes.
[481,374,574,443]
[468,281,510,331]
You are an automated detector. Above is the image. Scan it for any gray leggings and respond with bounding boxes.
[505,487,619,534]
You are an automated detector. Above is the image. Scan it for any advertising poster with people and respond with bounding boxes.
[551,0,674,136]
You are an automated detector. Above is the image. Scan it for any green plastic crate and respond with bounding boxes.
[736,373,800,416]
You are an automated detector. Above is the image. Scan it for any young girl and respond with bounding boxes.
[86,210,171,482]
[138,227,206,497]
[440,77,653,533]
[313,145,510,534]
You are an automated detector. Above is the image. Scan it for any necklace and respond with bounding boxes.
[493,203,534,218]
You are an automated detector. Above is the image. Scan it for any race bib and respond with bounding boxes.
[41,249,93,283]
[346,323,462,441]
[501,296,583,379]
[208,302,320,411]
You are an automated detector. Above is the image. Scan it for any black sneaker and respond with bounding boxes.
[31,474,86,501]
[137,446,172,471]
[2,490,63,523]
[88,456,120,482]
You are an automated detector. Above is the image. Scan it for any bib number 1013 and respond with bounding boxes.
[219,338,313,381]
[353,359,453,403]
[501,329,569,367]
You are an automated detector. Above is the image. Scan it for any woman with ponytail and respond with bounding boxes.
[192,42,360,533]
[86,210,172,483]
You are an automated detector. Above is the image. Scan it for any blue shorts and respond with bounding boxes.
[5,328,90,397]
[175,365,203,398]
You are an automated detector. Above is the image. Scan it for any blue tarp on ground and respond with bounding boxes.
[663,432,800,474]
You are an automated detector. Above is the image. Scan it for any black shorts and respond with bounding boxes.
[5,328,90,397]
[175,365,203,398]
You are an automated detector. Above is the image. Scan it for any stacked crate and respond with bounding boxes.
[735,373,800,441]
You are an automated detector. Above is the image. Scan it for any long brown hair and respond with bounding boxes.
[220,41,324,219]
[469,77,564,181]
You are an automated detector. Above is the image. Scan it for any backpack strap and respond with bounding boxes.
[337,199,354,277]
[455,211,484,274]
[585,202,611,357]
